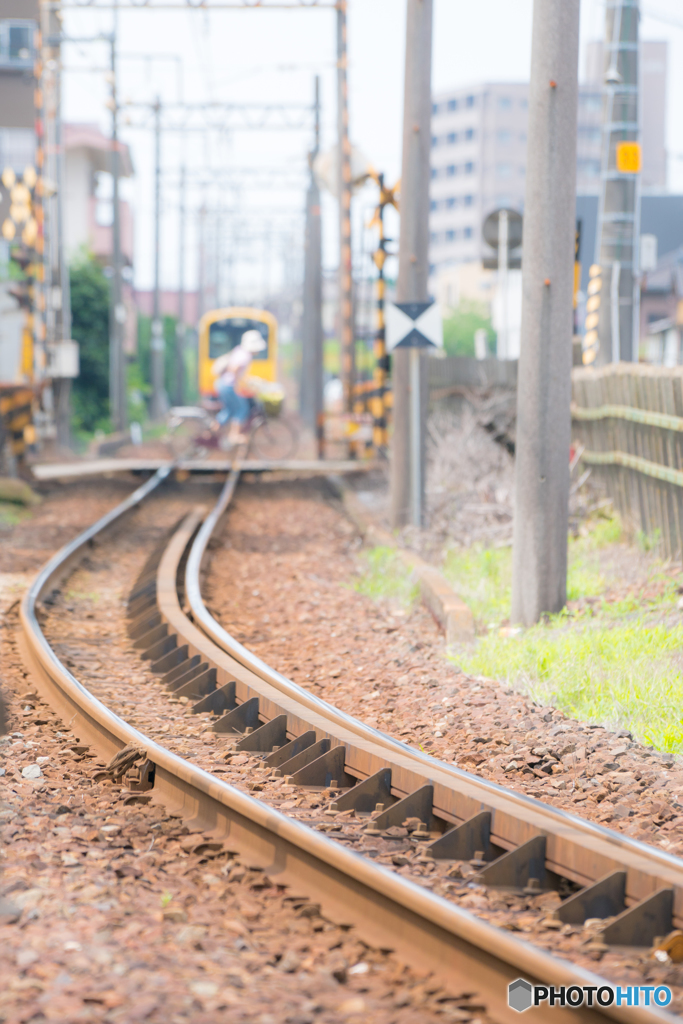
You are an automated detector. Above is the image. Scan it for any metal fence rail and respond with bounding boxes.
[572,363,683,557]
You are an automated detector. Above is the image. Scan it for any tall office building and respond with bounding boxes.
[429,42,668,283]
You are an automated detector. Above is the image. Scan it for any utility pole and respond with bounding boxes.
[175,155,186,407]
[587,0,640,366]
[198,195,206,321]
[390,0,433,529]
[301,76,323,446]
[336,0,354,414]
[109,4,126,432]
[149,96,167,420]
[511,0,580,625]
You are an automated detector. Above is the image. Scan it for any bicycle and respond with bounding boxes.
[169,398,299,461]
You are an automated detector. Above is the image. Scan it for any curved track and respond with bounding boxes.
[18,467,680,1024]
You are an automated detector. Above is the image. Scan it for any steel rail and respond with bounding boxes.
[15,474,672,1024]
[183,473,683,935]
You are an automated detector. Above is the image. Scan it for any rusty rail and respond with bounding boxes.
[17,469,678,1024]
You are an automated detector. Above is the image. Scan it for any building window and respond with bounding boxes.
[496,162,512,177]
[446,197,456,209]
[0,128,35,173]
[0,20,34,67]
[431,135,438,147]
[430,232,439,244]
[447,98,458,111]
[465,128,475,141]
[432,102,440,115]
[498,96,512,110]
[446,229,456,242]
[464,161,474,174]
[497,129,512,144]
[464,194,473,206]
[464,227,473,239]
[447,132,457,145]
[578,126,601,143]
[446,164,456,177]
[431,168,438,179]
[430,200,438,211]
[465,95,475,107]
[578,159,601,177]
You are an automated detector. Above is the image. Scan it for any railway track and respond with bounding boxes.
[17,465,683,1023]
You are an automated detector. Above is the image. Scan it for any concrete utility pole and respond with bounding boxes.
[336,0,354,414]
[511,0,581,625]
[592,0,640,365]
[109,5,126,432]
[198,191,206,321]
[390,0,433,529]
[149,97,168,420]
[175,156,186,407]
[300,76,323,441]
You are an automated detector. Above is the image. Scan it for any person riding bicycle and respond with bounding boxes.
[212,329,266,444]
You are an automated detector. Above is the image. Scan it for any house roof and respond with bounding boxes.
[63,123,134,178]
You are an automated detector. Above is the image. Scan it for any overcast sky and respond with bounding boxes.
[61,0,683,298]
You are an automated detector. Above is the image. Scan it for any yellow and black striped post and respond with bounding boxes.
[370,173,398,453]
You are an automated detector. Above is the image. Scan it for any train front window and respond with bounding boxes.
[208,318,269,359]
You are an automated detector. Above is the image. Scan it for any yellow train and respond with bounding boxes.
[198,306,278,398]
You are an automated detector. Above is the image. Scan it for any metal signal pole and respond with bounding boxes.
[150,96,168,420]
[336,0,354,415]
[590,0,640,366]
[301,76,323,446]
[511,0,580,625]
[175,155,186,407]
[390,0,433,529]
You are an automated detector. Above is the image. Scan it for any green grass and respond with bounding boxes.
[443,514,624,628]
[0,501,32,527]
[354,546,420,610]
[447,512,683,753]
[456,619,683,752]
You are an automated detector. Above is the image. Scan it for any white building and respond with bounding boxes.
[429,44,669,287]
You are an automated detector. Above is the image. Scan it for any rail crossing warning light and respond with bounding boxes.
[582,264,602,365]
[616,141,641,174]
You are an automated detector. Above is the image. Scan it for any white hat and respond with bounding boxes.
[241,329,267,354]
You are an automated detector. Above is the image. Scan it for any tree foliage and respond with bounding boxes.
[69,253,110,433]
[442,301,496,358]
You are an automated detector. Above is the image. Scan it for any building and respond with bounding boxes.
[429,42,669,283]
[63,123,134,267]
[430,83,528,275]
[0,0,37,388]
[639,247,683,364]
[63,122,137,354]
[584,40,667,193]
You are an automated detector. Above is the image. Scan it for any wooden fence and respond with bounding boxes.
[572,363,683,557]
